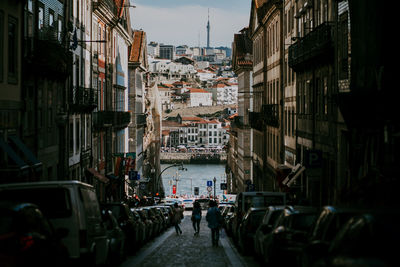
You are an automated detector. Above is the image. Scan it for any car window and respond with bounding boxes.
[291,213,317,231]
[0,188,72,219]
[79,188,101,220]
[268,210,283,226]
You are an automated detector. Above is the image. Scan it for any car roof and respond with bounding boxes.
[0,180,93,189]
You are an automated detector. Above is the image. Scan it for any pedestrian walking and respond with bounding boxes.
[173,202,183,235]
[206,200,222,247]
[191,201,202,236]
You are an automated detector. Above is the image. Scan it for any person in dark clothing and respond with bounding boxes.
[191,201,202,236]
[206,200,222,247]
[172,202,183,235]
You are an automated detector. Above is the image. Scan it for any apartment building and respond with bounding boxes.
[231,27,253,193]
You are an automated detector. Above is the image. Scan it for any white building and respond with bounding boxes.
[185,88,212,107]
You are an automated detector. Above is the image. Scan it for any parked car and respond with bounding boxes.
[194,198,209,210]
[316,210,400,267]
[253,205,285,260]
[101,202,139,254]
[100,208,126,265]
[130,208,147,245]
[262,205,318,266]
[299,206,367,267]
[221,205,235,229]
[183,199,194,210]
[136,208,155,240]
[0,181,109,266]
[142,207,162,236]
[232,191,286,245]
[237,207,268,255]
[0,201,70,267]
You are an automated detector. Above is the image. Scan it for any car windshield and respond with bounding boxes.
[291,213,317,231]
[0,188,72,219]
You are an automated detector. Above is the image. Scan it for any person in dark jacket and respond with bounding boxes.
[206,200,222,247]
[172,203,183,235]
[191,201,202,236]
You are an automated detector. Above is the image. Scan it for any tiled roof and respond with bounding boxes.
[114,0,125,18]
[129,31,145,63]
[187,88,209,93]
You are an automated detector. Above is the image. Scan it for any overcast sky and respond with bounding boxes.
[129,0,251,48]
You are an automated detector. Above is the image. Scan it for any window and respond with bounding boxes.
[0,11,3,82]
[69,121,74,153]
[58,18,62,42]
[339,12,349,79]
[38,6,44,29]
[49,9,54,27]
[75,119,80,153]
[8,16,18,84]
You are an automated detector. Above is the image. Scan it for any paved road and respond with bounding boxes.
[121,211,260,267]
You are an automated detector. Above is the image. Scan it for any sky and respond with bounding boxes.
[129,0,251,48]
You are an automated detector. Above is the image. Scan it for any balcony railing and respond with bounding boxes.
[136,113,146,126]
[70,87,98,113]
[288,22,333,71]
[249,112,263,131]
[24,26,71,79]
[262,104,279,127]
[93,111,130,129]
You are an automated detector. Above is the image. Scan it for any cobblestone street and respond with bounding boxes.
[121,211,259,267]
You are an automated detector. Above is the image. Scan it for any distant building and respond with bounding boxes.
[159,44,175,60]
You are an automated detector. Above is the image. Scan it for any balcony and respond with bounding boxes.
[70,87,98,113]
[288,22,334,71]
[231,116,245,129]
[262,104,279,127]
[93,111,130,129]
[24,26,71,79]
[136,113,146,126]
[249,112,263,131]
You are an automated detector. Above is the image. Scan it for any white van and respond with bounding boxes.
[0,180,109,266]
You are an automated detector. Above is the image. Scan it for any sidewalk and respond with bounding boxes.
[122,211,258,267]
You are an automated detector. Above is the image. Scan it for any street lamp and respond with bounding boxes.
[151,168,155,195]
[213,177,217,200]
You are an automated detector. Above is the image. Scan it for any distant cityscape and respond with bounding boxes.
[147,42,237,150]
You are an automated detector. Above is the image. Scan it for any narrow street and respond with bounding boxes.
[121,211,259,267]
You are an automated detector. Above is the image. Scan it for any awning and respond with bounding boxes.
[282,164,306,187]
[8,135,42,170]
[0,138,30,172]
[87,168,109,184]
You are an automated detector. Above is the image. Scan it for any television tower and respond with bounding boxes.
[207,9,210,48]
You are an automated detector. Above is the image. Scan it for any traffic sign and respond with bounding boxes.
[207,186,212,192]
[220,183,227,190]
[207,181,212,187]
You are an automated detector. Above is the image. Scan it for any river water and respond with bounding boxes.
[160,163,226,197]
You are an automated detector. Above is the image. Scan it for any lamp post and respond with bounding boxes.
[213,177,217,200]
[151,168,155,195]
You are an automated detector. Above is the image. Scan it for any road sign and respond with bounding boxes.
[128,170,138,180]
[220,183,227,190]
[207,186,212,192]
[305,149,322,168]
[194,187,199,195]
[207,181,212,187]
